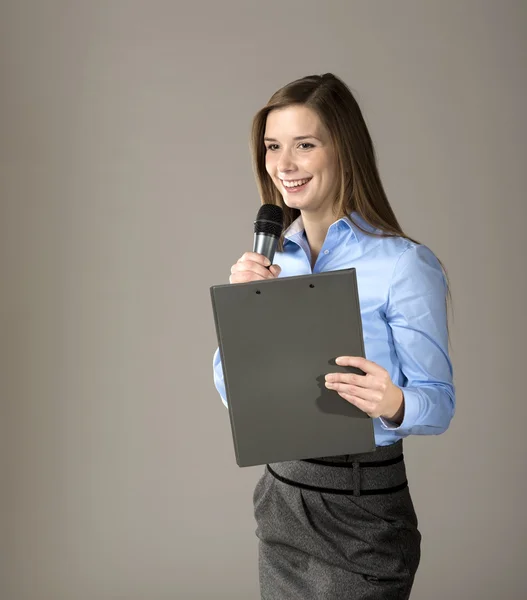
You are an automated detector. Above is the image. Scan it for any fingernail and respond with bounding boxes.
[264,258,271,267]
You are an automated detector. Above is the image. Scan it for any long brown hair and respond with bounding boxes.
[250,73,451,312]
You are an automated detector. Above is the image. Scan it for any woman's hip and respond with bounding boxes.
[253,441,421,597]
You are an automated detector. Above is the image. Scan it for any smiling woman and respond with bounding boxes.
[263,106,339,226]
[212,73,455,600]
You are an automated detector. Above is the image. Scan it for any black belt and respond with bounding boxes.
[266,441,408,497]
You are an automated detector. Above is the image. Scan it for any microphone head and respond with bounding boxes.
[254,204,284,237]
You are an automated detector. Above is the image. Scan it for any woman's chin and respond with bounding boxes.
[282,195,309,210]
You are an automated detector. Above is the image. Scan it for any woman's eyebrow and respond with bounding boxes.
[263,135,321,142]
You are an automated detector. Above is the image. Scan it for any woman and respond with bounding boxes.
[212,73,455,599]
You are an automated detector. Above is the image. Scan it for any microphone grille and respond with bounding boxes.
[254,204,284,237]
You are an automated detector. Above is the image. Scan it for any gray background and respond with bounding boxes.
[1,1,525,598]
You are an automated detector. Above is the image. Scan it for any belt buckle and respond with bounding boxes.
[352,461,361,496]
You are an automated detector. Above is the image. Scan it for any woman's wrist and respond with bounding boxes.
[382,387,405,425]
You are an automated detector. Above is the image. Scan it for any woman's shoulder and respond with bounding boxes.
[351,214,438,263]
[375,233,440,266]
[378,237,446,294]
[362,234,444,295]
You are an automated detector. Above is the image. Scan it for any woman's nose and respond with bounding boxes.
[277,149,296,173]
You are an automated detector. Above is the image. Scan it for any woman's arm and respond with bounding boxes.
[380,243,455,435]
[325,243,455,436]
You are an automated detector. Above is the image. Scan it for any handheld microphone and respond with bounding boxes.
[253,204,284,266]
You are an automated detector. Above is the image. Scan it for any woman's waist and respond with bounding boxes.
[267,440,407,497]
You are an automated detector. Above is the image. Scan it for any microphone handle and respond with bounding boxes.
[253,233,279,267]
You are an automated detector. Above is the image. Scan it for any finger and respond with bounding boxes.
[325,381,380,402]
[325,372,369,388]
[239,252,272,267]
[231,260,274,280]
[337,392,376,416]
[269,264,281,277]
[335,356,386,376]
[229,271,268,284]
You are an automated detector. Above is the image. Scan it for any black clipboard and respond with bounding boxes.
[210,268,375,467]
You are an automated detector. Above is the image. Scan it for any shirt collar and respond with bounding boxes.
[283,211,377,244]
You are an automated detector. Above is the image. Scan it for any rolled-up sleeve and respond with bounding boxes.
[379,244,455,435]
[213,347,228,407]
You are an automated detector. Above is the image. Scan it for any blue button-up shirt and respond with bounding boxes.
[212,211,455,446]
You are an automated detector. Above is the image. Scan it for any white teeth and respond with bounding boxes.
[283,178,311,188]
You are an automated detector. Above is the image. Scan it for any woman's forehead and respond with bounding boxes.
[264,106,327,139]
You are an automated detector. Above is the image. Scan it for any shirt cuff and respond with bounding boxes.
[213,347,228,408]
[379,387,420,433]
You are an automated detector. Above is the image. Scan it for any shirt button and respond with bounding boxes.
[324,250,330,255]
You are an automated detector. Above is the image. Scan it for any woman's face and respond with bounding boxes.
[264,105,339,215]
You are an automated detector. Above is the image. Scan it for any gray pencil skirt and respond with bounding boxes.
[253,440,421,599]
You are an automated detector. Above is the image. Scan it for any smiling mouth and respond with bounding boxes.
[281,177,312,191]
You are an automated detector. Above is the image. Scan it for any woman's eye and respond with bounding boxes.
[266,142,314,151]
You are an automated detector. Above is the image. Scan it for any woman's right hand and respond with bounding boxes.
[229,252,281,284]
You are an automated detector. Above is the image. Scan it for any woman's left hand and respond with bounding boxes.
[325,356,405,424]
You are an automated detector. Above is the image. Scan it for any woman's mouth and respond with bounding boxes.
[281,177,312,193]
